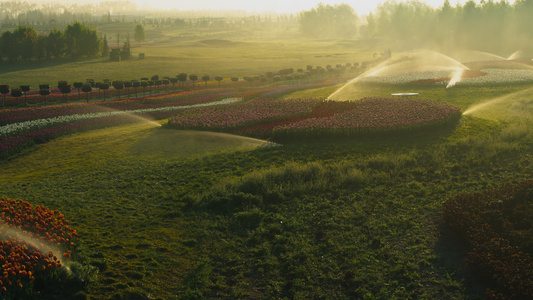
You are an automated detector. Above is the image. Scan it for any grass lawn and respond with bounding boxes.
[1,80,533,298]
[0,26,374,90]
[1,31,533,299]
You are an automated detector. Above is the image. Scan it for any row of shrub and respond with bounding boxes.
[0,81,339,159]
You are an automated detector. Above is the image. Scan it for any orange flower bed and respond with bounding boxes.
[0,198,77,295]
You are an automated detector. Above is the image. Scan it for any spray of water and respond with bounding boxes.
[327,59,394,100]
[508,50,523,60]
[446,67,465,88]
[418,50,469,70]
[92,105,162,127]
[454,50,507,62]
[132,128,275,158]
[327,50,471,100]
[463,87,533,116]
[0,226,71,269]
[121,112,163,127]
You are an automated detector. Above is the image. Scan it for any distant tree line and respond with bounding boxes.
[362,0,533,55]
[0,22,100,62]
[299,3,359,39]
[0,0,297,32]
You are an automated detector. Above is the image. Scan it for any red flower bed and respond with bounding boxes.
[0,198,77,296]
[168,97,462,140]
[0,89,228,126]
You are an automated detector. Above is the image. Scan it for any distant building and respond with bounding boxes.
[110,49,121,61]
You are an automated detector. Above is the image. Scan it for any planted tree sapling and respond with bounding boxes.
[215,76,223,87]
[20,85,30,105]
[0,85,9,108]
[81,83,92,103]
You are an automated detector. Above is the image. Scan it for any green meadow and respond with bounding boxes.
[0,25,373,89]
[1,28,533,299]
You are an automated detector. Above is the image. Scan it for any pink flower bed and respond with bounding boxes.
[168,97,462,140]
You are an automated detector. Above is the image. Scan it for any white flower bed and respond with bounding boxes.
[0,97,243,138]
[359,68,533,86]
[451,69,533,86]
[360,70,451,84]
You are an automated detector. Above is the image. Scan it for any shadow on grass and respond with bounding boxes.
[129,128,270,158]
[0,57,112,74]
[435,222,488,298]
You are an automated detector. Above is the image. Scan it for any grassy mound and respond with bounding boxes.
[130,127,271,158]
[167,97,462,140]
[197,39,238,47]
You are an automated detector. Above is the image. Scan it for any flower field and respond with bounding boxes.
[168,97,462,139]
[0,89,231,126]
[168,97,322,132]
[0,97,244,159]
[361,70,452,85]
[452,68,533,86]
[0,197,78,298]
[360,68,533,87]
[0,80,340,160]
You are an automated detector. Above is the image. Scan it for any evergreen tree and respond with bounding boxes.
[102,34,109,57]
[122,34,131,59]
[134,24,145,45]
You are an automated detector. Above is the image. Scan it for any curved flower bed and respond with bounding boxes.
[360,68,533,86]
[361,70,452,85]
[0,98,244,159]
[0,79,343,159]
[0,197,77,297]
[167,97,462,140]
[272,98,461,139]
[0,97,243,139]
[169,97,321,130]
[0,89,231,126]
[451,68,533,86]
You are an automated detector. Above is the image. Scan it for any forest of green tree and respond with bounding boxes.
[299,3,359,39]
[360,0,533,55]
[1,0,533,61]
[0,0,296,29]
[0,22,101,61]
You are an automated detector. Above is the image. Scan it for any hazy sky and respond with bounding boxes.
[36,0,517,15]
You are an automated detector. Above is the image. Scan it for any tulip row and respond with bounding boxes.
[0,198,77,296]
[0,80,342,159]
[0,98,244,158]
[0,81,333,127]
[0,95,239,138]
[360,68,533,86]
[0,89,232,126]
[448,68,533,86]
[169,97,321,131]
[168,97,462,140]
[272,98,461,139]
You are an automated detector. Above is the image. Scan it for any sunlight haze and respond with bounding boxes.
[30,0,517,15]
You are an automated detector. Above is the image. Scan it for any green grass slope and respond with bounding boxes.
[1,32,533,298]
[1,103,533,299]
